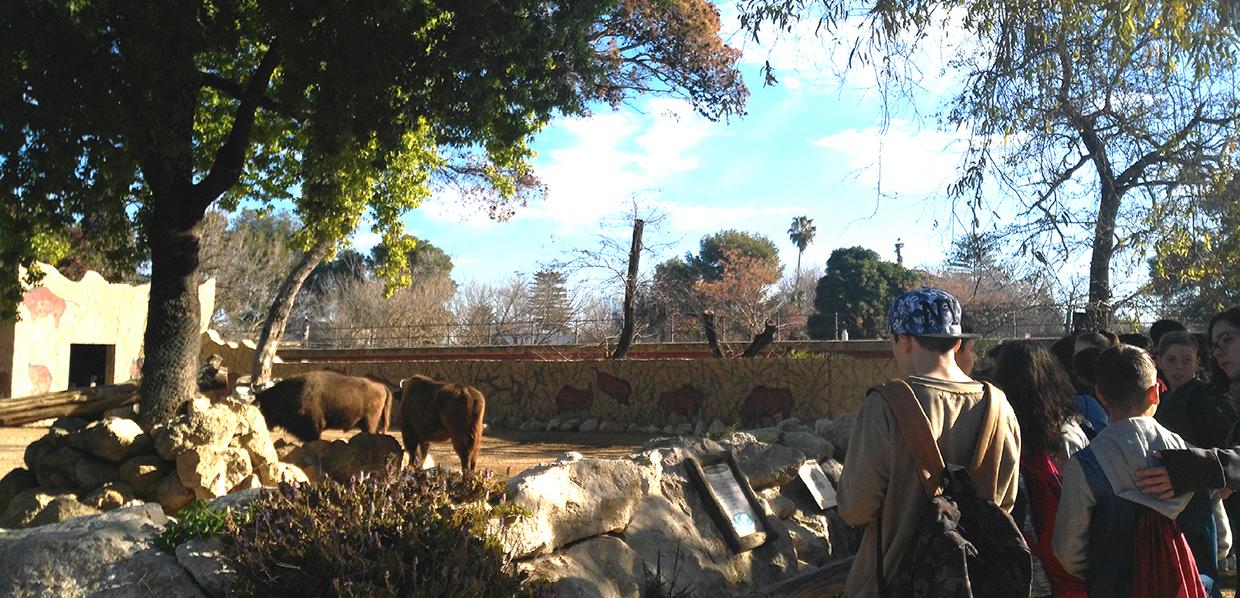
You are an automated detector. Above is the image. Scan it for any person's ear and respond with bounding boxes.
[1146,383,1160,405]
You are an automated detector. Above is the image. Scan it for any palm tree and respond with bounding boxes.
[788,216,816,306]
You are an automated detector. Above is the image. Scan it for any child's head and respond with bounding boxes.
[1075,331,1116,355]
[1155,331,1200,391]
[1072,347,1102,387]
[885,288,977,374]
[1095,344,1159,417]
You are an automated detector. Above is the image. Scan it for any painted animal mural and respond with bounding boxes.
[555,384,594,414]
[658,385,706,418]
[596,371,632,404]
[738,384,795,425]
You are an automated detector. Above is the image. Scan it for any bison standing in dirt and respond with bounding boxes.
[256,371,394,442]
[399,375,485,471]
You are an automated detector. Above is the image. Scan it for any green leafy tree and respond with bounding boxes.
[808,246,920,339]
[787,215,816,306]
[738,0,1240,329]
[1147,173,1240,324]
[2,1,745,422]
[691,229,781,280]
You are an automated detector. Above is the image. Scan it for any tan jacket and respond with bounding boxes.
[837,375,1022,597]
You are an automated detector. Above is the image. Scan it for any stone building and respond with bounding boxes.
[0,264,214,398]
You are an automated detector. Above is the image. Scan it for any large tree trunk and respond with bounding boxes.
[741,320,778,358]
[139,200,207,428]
[701,310,724,358]
[794,250,803,307]
[1082,131,1123,332]
[611,218,644,359]
[252,237,335,385]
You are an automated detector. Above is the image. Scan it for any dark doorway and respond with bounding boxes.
[68,344,113,389]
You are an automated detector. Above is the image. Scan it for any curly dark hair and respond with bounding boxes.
[993,340,1079,458]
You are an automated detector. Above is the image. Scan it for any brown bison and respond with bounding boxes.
[399,375,486,471]
[256,371,394,442]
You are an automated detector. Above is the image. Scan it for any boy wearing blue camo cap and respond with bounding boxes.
[837,288,1022,597]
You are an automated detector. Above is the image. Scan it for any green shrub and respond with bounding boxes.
[223,466,545,597]
[154,500,234,553]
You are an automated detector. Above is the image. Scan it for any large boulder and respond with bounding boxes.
[175,536,236,598]
[781,432,834,463]
[27,494,102,528]
[814,414,855,459]
[319,433,403,483]
[29,445,84,489]
[0,488,58,529]
[520,535,644,598]
[504,458,646,558]
[281,440,335,483]
[0,468,37,516]
[119,455,169,499]
[152,401,240,461]
[73,454,121,492]
[224,400,278,469]
[155,474,196,515]
[0,503,205,597]
[176,446,253,499]
[254,462,309,487]
[723,437,806,490]
[68,417,152,463]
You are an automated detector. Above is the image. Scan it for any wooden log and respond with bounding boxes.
[0,383,139,426]
[741,320,779,358]
[701,310,724,358]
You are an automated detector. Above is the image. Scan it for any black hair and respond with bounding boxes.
[1076,331,1115,352]
[1073,347,1102,387]
[1149,319,1187,346]
[911,336,962,353]
[993,341,1078,458]
[1208,307,1240,391]
[1117,333,1152,351]
[1095,345,1158,412]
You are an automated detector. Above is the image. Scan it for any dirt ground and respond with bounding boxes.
[0,423,657,481]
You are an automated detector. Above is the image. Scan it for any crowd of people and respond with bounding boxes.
[835,287,1240,597]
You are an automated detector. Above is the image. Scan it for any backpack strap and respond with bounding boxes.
[874,379,946,498]
[969,382,1004,498]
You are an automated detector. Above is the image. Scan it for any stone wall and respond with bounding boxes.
[270,352,898,427]
[0,265,215,398]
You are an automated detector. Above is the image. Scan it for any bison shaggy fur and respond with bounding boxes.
[399,375,486,471]
[256,370,393,442]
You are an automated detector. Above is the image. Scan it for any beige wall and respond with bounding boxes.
[0,264,215,398]
[264,353,899,426]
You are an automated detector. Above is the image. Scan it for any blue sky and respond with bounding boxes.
[352,8,1107,298]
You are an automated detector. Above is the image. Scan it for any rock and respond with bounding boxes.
[784,517,831,567]
[176,446,253,499]
[0,503,204,597]
[324,433,403,482]
[120,454,168,499]
[49,417,90,436]
[255,462,309,487]
[814,413,856,459]
[273,438,299,461]
[82,482,136,511]
[28,495,102,527]
[232,474,263,493]
[747,427,783,444]
[627,423,643,433]
[674,423,694,436]
[155,474,196,515]
[74,454,121,491]
[176,536,237,598]
[521,535,643,598]
[151,402,240,461]
[760,488,797,519]
[723,431,758,445]
[643,425,659,434]
[781,431,834,463]
[558,419,580,432]
[0,488,58,528]
[520,419,545,432]
[777,417,803,431]
[662,425,676,434]
[282,440,335,484]
[707,419,728,436]
[820,458,845,483]
[0,468,37,516]
[545,418,562,432]
[22,434,62,473]
[209,488,265,512]
[504,458,645,557]
[597,421,615,433]
[555,451,585,464]
[725,438,805,490]
[692,420,706,437]
[638,437,726,467]
[223,400,278,468]
[30,445,84,489]
[69,417,152,463]
[102,405,138,419]
[578,418,599,433]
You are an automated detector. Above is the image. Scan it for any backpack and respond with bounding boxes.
[1075,447,1210,598]
[873,379,1032,598]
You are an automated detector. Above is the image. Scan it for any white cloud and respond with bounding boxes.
[812,121,967,198]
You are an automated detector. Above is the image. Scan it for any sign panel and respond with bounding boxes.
[685,452,769,553]
[798,460,838,510]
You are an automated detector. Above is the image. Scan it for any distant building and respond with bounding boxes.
[0,264,215,398]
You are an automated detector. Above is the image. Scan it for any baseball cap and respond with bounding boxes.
[887,287,980,339]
